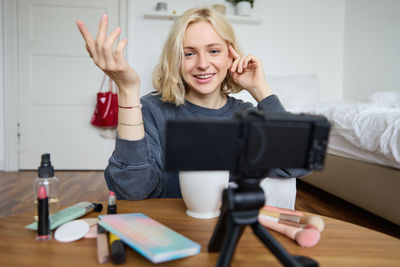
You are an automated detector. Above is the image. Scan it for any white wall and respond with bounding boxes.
[343,0,400,101]
[2,0,399,170]
[127,0,345,102]
[0,0,5,170]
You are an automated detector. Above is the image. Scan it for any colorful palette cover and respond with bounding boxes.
[98,213,201,263]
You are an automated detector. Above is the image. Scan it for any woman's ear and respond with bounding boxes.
[227,45,233,69]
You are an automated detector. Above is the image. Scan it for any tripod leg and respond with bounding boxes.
[208,205,228,252]
[217,218,245,267]
[251,222,302,267]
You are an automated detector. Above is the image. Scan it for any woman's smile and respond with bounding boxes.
[193,73,216,83]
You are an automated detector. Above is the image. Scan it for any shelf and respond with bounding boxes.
[143,12,261,24]
[225,15,261,24]
[144,12,178,21]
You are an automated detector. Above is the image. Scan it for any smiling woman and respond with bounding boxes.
[76,7,309,206]
[182,21,232,108]
[152,7,251,106]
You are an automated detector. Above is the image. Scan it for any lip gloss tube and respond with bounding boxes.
[36,185,51,241]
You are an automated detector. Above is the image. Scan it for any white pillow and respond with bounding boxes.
[267,74,320,112]
[369,91,400,108]
[231,74,321,112]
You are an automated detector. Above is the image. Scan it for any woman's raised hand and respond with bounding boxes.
[229,45,272,102]
[76,14,140,95]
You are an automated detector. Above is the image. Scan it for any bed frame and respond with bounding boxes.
[302,154,400,226]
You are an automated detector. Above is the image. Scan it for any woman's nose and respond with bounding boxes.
[196,53,209,69]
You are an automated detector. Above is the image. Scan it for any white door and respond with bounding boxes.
[18,0,123,169]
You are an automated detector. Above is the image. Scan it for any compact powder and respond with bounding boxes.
[54,220,90,242]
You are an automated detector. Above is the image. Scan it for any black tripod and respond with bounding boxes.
[208,178,319,267]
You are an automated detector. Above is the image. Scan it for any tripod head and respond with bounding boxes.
[164,110,330,175]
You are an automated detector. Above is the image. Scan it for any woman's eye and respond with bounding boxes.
[184,51,194,57]
[210,49,220,55]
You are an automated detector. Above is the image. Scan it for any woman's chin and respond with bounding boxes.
[191,86,219,96]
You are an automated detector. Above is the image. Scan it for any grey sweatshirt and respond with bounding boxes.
[104,92,309,200]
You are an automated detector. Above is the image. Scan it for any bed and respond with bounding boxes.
[234,76,400,225]
[300,92,400,225]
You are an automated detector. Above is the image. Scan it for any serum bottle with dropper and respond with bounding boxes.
[33,153,59,221]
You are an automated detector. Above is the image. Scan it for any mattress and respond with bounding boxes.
[328,134,400,169]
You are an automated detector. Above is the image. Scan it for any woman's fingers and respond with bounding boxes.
[96,14,108,46]
[231,57,240,73]
[229,45,241,72]
[85,44,94,58]
[244,55,259,70]
[76,20,97,59]
[229,46,255,73]
[76,20,92,42]
[115,38,128,66]
[228,45,240,59]
[237,55,247,73]
[95,14,109,67]
[231,55,249,73]
[232,54,259,74]
[243,56,252,69]
[102,27,122,70]
[77,14,128,74]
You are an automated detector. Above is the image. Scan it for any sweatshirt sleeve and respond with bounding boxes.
[257,94,286,112]
[104,97,166,200]
[104,134,164,200]
[256,95,312,178]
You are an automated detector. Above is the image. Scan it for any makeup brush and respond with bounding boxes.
[260,207,325,232]
[258,214,320,247]
[261,205,304,216]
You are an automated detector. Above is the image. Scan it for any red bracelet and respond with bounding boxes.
[118,104,142,109]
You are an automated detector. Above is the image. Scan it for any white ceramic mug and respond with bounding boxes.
[179,171,229,219]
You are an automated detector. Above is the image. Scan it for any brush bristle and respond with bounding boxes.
[295,229,320,247]
[307,216,325,232]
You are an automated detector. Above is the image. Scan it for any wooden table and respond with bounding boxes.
[0,199,399,266]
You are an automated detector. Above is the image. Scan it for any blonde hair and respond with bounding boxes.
[152,7,244,105]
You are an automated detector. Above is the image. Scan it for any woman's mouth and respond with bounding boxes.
[193,73,215,83]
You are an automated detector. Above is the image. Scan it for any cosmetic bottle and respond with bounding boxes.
[33,153,59,220]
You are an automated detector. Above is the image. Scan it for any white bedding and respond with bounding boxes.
[303,92,400,168]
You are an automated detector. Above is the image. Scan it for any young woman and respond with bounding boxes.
[76,7,307,207]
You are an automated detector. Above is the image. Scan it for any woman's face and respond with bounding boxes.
[181,21,232,98]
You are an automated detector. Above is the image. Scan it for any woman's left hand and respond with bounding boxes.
[229,45,272,102]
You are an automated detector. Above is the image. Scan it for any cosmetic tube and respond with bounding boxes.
[97,224,109,264]
[107,191,117,214]
[26,201,103,231]
[109,233,126,264]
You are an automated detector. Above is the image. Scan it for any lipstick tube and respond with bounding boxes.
[36,185,51,241]
[107,191,117,214]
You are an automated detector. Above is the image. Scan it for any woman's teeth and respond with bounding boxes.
[195,74,213,79]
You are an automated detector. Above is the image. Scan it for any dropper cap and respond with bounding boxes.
[38,153,54,178]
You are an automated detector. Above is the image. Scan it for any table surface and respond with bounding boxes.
[0,199,399,267]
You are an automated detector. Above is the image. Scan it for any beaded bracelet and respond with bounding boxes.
[119,121,144,127]
[119,104,142,109]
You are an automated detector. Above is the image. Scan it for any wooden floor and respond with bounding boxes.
[1,170,399,239]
